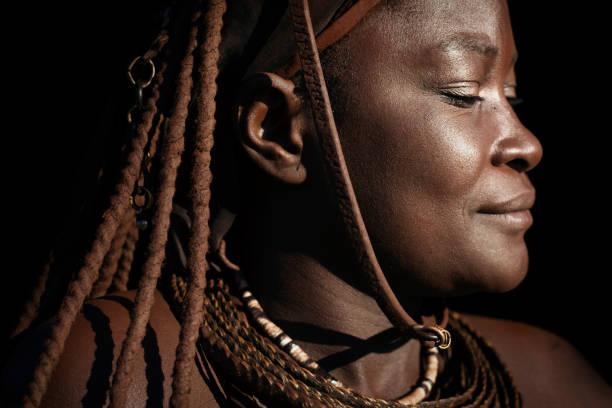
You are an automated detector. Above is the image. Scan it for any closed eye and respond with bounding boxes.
[440,92,524,108]
[440,91,484,108]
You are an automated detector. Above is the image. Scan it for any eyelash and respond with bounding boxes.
[441,92,524,108]
[441,92,483,108]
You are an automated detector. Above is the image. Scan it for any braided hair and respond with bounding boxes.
[9,1,522,407]
[11,1,229,406]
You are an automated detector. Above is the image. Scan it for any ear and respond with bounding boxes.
[233,72,307,184]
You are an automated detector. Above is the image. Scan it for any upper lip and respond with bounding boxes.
[477,190,535,214]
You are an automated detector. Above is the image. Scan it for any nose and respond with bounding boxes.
[491,115,543,173]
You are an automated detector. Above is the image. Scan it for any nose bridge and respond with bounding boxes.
[491,106,543,172]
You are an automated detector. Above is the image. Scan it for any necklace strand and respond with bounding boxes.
[169,272,521,407]
[231,268,442,404]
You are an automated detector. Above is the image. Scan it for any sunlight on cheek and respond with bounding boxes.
[409,105,484,198]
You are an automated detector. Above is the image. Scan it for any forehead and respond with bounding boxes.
[366,0,513,55]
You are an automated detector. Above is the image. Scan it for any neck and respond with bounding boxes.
[238,191,424,399]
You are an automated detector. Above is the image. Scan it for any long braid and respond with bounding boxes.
[11,3,530,407]
[108,111,165,295]
[10,251,53,339]
[112,217,139,292]
[170,1,226,406]
[108,7,202,406]
[99,110,165,297]
[22,56,162,408]
[90,209,135,298]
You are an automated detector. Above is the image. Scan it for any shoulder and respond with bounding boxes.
[2,291,225,407]
[459,313,612,408]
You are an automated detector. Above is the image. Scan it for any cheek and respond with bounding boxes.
[336,89,499,294]
[357,87,488,209]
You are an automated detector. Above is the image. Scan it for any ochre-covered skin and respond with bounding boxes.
[4,0,612,406]
[4,291,611,407]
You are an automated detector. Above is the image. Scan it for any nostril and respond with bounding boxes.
[506,158,529,172]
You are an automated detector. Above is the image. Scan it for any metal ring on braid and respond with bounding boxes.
[108,7,199,406]
[286,0,448,346]
[22,35,167,408]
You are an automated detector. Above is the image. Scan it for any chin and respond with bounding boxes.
[475,244,530,293]
[380,234,531,298]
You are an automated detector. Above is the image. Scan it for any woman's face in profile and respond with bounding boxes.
[320,0,543,297]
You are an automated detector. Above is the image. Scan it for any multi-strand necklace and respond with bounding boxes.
[169,255,521,408]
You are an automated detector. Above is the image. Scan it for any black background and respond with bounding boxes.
[4,2,611,386]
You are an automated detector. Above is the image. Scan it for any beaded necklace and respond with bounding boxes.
[232,265,443,405]
[168,252,522,407]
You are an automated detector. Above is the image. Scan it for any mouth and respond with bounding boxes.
[476,191,535,230]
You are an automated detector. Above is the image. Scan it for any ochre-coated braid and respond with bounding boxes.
[175,276,401,408]
[111,217,138,292]
[211,281,403,408]
[109,111,165,295]
[170,0,227,406]
[205,286,348,407]
[22,54,163,408]
[451,315,521,408]
[90,209,135,298]
[202,287,350,407]
[11,250,53,339]
[208,279,398,408]
[172,275,351,408]
[108,8,200,407]
[432,322,480,407]
[170,274,521,407]
[216,283,411,408]
[102,104,164,296]
[10,28,167,338]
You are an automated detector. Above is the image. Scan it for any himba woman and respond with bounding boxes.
[3,0,612,407]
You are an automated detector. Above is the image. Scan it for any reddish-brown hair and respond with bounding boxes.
[12,1,227,406]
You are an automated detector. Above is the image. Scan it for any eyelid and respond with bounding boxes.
[436,81,482,108]
[441,81,480,94]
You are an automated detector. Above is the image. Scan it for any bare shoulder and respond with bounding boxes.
[2,291,225,407]
[459,313,612,408]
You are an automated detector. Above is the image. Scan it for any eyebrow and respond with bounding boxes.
[437,33,499,58]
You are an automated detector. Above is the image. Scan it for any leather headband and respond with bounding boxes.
[286,0,449,342]
[277,0,382,78]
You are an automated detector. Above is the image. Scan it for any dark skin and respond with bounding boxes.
[4,0,612,406]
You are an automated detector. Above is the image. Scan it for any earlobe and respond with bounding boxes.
[234,72,307,185]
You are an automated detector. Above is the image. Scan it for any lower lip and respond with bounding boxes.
[477,210,533,230]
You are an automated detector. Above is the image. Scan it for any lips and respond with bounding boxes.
[476,190,535,230]
[477,190,535,215]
